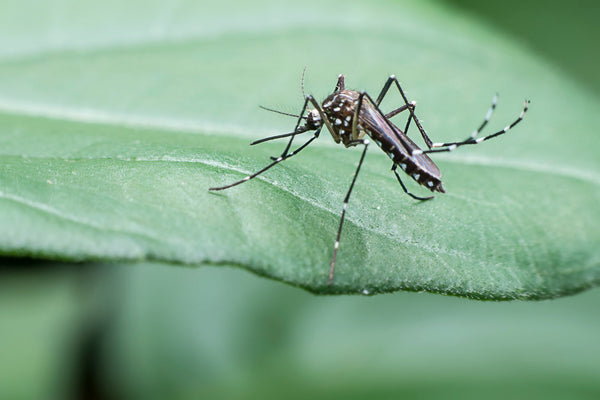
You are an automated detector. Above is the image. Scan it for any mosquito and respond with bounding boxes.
[209,74,529,285]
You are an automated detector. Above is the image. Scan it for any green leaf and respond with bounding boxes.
[0,0,599,299]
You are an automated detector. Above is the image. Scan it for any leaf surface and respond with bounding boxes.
[0,0,599,299]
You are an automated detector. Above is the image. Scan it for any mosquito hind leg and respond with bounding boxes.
[358,91,434,197]
[402,92,496,153]
[465,93,498,141]
[421,99,530,155]
[376,75,433,149]
[384,103,414,120]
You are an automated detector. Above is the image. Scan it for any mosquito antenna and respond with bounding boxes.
[259,105,305,119]
[301,66,307,99]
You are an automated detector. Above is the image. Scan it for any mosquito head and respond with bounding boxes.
[305,108,323,130]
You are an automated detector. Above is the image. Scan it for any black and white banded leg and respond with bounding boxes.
[249,125,309,146]
[329,138,370,285]
[417,99,530,155]
[208,130,320,191]
[466,93,498,142]
[270,95,314,160]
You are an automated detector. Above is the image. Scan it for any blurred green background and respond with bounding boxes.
[1,0,599,399]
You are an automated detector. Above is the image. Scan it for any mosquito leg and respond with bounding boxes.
[420,100,530,155]
[267,73,341,160]
[374,78,423,144]
[306,95,338,143]
[353,91,413,144]
[360,92,415,147]
[250,127,311,146]
[269,95,314,160]
[375,76,413,135]
[329,139,369,285]
[406,93,496,151]
[376,76,433,149]
[384,103,413,120]
[465,93,498,141]
[391,164,434,201]
[382,102,418,141]
[209,130,320,191]
[402,103,415,137]
[357,92,433,201]
[375,75,394,106]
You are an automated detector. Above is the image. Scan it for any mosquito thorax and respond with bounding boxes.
[321,90,361,146]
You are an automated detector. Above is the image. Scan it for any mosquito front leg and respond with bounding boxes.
[250,127,309,146]
[209,131,320,191]
[271,95,315,160]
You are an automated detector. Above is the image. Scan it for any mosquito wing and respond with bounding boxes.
[359,98,442,180]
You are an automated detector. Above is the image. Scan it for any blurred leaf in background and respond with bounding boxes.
[442,0,600,95]
[105,263,600,400]
[0,0,599,399]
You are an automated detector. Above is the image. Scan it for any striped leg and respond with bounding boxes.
[208,132,319,191]
[419,100,529,155]
[267,68,323,159]
[329,139,370,285]
[466,93,498,141]
[272,95,315,159]
[249,126,309,146]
